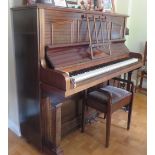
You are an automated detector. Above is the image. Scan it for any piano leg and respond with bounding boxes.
[40,91,64,155]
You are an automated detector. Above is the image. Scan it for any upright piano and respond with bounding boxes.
[12,4,143,155]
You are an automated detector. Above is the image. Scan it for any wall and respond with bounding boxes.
[8,0,23,136]
[115,0,130,14]
[126,0,147,52]
[115,0,147,88]
[116,0,147,52]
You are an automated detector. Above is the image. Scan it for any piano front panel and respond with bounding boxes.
[51,20,74,44]
[43,9,127,46]
[106,16,126,40]
[44,9,81,45]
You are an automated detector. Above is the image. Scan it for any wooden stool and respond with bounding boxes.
[81,78,134,147]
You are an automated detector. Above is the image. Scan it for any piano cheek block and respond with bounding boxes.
[40,67,71,91]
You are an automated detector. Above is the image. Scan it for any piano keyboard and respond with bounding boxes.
[70,58,138,87]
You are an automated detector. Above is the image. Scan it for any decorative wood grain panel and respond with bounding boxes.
[51,20,74,44]
[43,9,117,46]
[110,17,125,40]
[111,23,123,39]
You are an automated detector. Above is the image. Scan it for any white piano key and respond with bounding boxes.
[70,58,138,84]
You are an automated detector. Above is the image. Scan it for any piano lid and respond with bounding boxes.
[46,43,130,73]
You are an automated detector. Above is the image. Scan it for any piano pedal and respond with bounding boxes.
[122,106,129,112]
[89,118,98,124]
[97,113,107,120]
[85,113,99,124]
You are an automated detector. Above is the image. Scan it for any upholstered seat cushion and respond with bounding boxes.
[87,86,132,112]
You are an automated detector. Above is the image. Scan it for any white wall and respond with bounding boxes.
[115,0,147,87]
[115,0,130,14]
[126,0,147,52]
[116,0,147,52]
[8,0,23,136]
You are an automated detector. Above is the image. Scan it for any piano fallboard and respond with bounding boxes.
[46,43,130,73]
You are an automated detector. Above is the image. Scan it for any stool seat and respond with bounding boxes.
[87,86,132,113]
[88,86,132,104]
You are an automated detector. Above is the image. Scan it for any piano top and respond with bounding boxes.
[12,4,129,17]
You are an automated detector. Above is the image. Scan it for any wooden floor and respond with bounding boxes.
[9,92,147,155]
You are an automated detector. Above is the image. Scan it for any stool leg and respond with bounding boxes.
[127,102,133,130]
[135,71,139,93]
[105,111,111,147]
[139,72,144,90]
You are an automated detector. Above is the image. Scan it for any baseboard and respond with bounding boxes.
[8,119,21,137]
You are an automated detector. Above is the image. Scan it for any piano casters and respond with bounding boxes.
[40,90,64,155]
[83,14,112,59]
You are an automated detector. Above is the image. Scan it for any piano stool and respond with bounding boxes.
[81,77,134,147]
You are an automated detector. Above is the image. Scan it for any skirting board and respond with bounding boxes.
[8,119,21,137]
